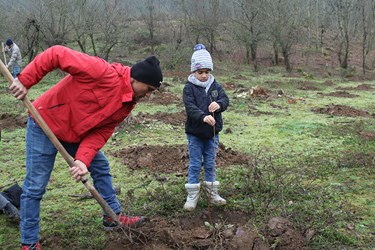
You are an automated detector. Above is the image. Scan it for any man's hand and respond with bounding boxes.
[203,115,216,126]
[208,101,220,113]
[69,160,88,182]
[9,79,27,100]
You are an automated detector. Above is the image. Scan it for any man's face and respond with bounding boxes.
[132,79,157,101]
[193,69,211,82]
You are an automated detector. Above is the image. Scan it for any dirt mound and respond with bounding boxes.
[109,144,250,174]
[358,131,375,140]
[298,85,321,91]
[318,91,359,98]
[311,104,371,117]
[115,111,185,131]
[136,111,186,127]
[141,90,182,105]
[296,81,321,91]
[267,217,307,250]
[104,212,306,250]
[0,113,27,131]
[250,86,269,98]
[223,82,237,90]
[336,83,374,91]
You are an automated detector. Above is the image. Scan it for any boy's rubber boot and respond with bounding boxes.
[0,193,20,222]
[204,181,226,205]
[183,183,201,211]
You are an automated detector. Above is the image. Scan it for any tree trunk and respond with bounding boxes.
[282,47,291,72]
[250,42,258,71]
[273,42,279,65]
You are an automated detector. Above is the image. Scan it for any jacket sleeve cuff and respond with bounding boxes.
[75,151,95,168]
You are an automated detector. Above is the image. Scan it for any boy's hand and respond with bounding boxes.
[203,115,216,126]
[208,101,220,113]
[9,79,28,100]
[69,160,88,182]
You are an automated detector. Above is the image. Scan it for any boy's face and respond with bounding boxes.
[194,69,211,82]
[131,79,157,101]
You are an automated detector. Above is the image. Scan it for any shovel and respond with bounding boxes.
[0,59,120,225]
[1,42,6,65]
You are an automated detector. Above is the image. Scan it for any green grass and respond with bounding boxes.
[1,68,375,249]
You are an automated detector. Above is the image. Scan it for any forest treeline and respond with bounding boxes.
[1,0,375,75]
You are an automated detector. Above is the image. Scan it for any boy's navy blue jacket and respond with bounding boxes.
[183,80,229,139]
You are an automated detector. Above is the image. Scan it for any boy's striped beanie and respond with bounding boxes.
[190,44,213,73]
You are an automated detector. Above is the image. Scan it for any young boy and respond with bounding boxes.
[182,44,229,211]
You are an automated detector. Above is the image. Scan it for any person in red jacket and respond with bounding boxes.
[9,45,163,250]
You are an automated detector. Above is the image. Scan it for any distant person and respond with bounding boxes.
[9,45,163,250]
[4,38,22,78]
[182,44,229,211]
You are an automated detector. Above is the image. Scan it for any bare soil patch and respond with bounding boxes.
[109,143,249,174]
[142,90,182,105]
[104,212,307,250]
[223,82,237,90]
[311,104,371,117]
[0,113,27,131]
[318,91,359,98]
[297,85,321,91]
[296,81,322,91]
[358,131,375,140]
[336,83,374,91]
[136,111,186,127]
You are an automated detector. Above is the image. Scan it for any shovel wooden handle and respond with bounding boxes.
[0,59,120,225]
[1,42,7,65]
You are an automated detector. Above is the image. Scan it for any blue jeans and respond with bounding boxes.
[187,134,219,184]
[12,65,21,78]
[21,116,121,244]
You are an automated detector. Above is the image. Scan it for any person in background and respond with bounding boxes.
[4,38,23,78]
[182,44,229,211]
[9,45,163,250]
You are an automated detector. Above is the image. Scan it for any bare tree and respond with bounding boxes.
[29,0,75,47]
[358,0,375,75]
[180,0,227,56]
[69,0,131,60]
[330,0,360,69]
[0,0,32,55]
[69,0,91,53]
[139,0,158,54]
[313,0,331,53]
[24,18,41,62]
[231,0,263,71]
[262,0,307,71]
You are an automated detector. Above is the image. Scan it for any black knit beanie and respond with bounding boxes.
[130,56,163,88]
[6,38,13,46]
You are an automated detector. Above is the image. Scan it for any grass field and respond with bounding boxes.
[0,64,374,249]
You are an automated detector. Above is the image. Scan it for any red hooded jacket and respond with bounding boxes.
[17,45,136,167]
